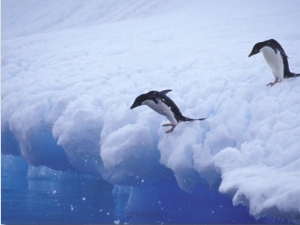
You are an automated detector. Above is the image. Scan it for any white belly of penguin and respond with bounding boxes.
[143,100,178,125]
[261,46,284,80]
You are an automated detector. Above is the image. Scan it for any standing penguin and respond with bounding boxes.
[130,89,206,133]
[248,39,300,86]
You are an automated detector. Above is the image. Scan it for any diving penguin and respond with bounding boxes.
[248,39,300,86]
[130,89,206,133]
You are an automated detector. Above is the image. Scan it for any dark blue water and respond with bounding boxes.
[1,170,290,224]
[1,172,115,224]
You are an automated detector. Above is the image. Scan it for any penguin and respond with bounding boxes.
[130,89,206,133]
[248,39,300,86]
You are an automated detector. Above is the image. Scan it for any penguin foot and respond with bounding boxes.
[267,78,281,87]
[163,123,176,133]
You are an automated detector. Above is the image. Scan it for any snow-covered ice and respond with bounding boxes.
[2,0,300,221]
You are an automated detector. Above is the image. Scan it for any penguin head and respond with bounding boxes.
[248,42,265,57]
[130,94,148,109]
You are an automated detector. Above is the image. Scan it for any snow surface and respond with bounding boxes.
[2,0,300,221]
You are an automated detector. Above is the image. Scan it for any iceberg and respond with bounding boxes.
[2,0,300,222]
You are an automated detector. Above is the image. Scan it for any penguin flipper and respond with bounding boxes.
[271,45,288,58]
[278,49,288,58]
[271,46,278,54]
[151,97,158,104]
[268,39,288,57]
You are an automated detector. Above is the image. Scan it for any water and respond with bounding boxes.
[1,172,116,224]
[1,169,291,224]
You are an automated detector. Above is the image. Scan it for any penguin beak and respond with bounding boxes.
[130,102,139,109]
[248,49,258,57]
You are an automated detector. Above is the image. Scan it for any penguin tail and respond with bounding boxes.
[196,118,206,121]
[179,116,206,122]
[285,72,300,78]
[291,73,300,77]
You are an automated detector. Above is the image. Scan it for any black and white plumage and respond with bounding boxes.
[130,89,206,133]
[248,39,300,86]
